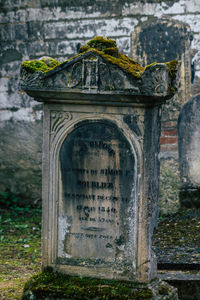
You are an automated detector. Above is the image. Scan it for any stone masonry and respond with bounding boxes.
[0,0,200,211]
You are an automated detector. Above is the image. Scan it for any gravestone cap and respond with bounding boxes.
[20,36,179,105]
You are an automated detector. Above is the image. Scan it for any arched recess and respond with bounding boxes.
[47,114,142,270]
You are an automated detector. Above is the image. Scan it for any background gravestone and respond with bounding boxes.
[131,18,192,215]
[178,94,200,208]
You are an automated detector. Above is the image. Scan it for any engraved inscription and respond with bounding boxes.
[59,121,135,261]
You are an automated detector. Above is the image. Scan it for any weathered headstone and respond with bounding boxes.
[131,18,192,215]
[20,37,178,282]
[178,94,200,208]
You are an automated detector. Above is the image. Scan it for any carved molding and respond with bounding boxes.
[19,68,43,89]
[50,111,72,143]
[140,64,168,95]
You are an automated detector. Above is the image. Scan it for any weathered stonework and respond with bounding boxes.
[1,0,200,212]
[131,17,192,214]
[0,119,42,204]
[159,159,180,215]
[20,39,177,282]
[21,271,178,300]
[178,94,200,208]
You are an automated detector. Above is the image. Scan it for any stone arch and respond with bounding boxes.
[48,114,142,267]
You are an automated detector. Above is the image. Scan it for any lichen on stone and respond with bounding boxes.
[144,60,178,78]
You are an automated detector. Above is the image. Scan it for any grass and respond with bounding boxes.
[0,208,41,299]
[22,270,152,300]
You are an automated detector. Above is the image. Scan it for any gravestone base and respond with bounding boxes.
[22,270,178,300]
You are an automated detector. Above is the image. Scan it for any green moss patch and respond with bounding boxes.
[166,60,179,80]
[79,44,90,53]
[21,36,178,83]
[22,269,152,299]
[87,36,117,50]
[101,51,144,78]
[21,57,60,74]
[0,209,41,299]
[78,36,145,79]
[153,208,200,248]
[153,208,200,264]
[144,59,178,82]
[78,37,178,80]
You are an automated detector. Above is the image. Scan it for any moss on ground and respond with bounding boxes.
[22,269,152,300]
[0,209,41,299]
[153,208,200,263]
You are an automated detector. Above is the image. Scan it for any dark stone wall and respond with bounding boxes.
[0,0,179,12]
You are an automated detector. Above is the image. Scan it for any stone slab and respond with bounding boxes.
[178,93,200,207]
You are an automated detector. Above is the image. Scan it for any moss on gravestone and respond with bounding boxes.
[87,36,117,50]
[22,268,153,299]
[21,36,178,82]
[21,57,60,74]
[22,269,178,299]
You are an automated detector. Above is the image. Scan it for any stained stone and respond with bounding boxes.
[58,121,135,263]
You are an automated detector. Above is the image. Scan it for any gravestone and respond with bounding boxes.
[178,94,200,208]
[131,18,192,215]
[20,37,178,282]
